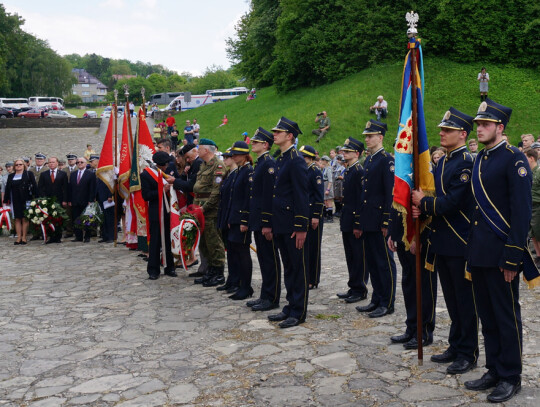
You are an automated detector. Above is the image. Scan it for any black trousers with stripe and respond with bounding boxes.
[471,266,522,384]
[364,231,397,309]
[274,233,308,320]
[254,231,281,304]
[307,222,323,286]
[342,231,368,296]
[436,255,478,363]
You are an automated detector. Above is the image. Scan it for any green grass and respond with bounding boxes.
[170,57,539,154]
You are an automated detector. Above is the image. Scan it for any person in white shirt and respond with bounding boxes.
[478,67,489,101]
[370,96,388,121]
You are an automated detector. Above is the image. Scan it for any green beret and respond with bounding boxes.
[199,138,217,147]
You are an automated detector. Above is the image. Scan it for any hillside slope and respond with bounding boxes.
[172,58,540,154]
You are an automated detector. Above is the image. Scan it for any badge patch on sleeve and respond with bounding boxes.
[460,173,470,183]
[316,178,322,184]
[215,176,222,184]
[390,165,395,173]
[268,167,275,174]
[518,167,528,177]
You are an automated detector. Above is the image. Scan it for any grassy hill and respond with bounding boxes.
[171,58,540,154]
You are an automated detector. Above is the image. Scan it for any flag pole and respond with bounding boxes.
[113,89,119,247]
[407,11,423,365]
[124,84,134,150]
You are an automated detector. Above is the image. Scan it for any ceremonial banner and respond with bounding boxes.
[129,108,155,222]
[170,190,188,257]
[96,108,115,194]
[393,37,434,247]
[118,112,131,199]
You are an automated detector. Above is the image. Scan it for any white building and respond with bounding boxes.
[72,69,107,102]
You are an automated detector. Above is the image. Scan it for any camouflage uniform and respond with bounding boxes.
[193,155,226,268]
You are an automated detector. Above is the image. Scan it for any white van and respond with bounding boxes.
[164,94,213,111]
[28,96,65,110]
[0,98,29,109]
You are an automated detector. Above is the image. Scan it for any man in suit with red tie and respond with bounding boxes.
[68,157,96,243]
[38,156,68,243]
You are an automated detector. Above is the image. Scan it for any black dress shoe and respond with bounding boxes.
[164,270,178,277]
[390,333,412,344]
[203,275,225,287]
[336,291,352,299]
[279,317,303,329]
[430,349,457,363]
[229,289,253,301]
[14,241,20,245]
[356,302,377,312]
[186,260,199,268]
[226,285,239,294]
[464,372,499,391]
[344,293,368,303]
[403,336,433,350]
[148,275,159,280]
[487,381,520,403]
[194,274,211,284]
[188,270,204,277]
[71,238,83,242]
[83,238,90,243]
[247,298,262,308]
[446,359,476,375]
[251,299,279,312]
[368,306,394,318]
[216,282,231,291]
[98,239,107,243]
[268,312,288,322]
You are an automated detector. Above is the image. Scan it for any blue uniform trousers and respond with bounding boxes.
[222,229,240,287]
[436,255,479,363]
[471,266,522,384]
[274,233,308,321]
[342,232,368,296]
[307,223,323,287]
[98,203,115,241]
[364,231,396,309]
[396,246,437,340]
[253,231,281,304]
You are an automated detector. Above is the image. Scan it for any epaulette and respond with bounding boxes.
[505,144,520,154]
[462,152,474,162]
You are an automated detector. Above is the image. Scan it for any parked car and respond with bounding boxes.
[18,108,48,118]
[47,110,76,119]
[83,110,98,118]
[101,106,126,118]
[0,108,14,118]
[11,106,33,117]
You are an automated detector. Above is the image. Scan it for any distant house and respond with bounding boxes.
[72,69,108,102]
[112,74,137,81]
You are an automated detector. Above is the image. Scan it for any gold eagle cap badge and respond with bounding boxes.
[443,111,451,121]
[366,121,371,128]
[479,101,488,112]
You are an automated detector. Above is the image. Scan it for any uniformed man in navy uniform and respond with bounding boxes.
[248,128,282,311]
[266,117,310,328]
[299,145,324,289]
[412,109,479,364]
[356,120,397,318]
[335,138,369,303]
[463,99,532,403]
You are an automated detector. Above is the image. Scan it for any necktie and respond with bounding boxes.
[51,170,55,183]
[77,171,82,184]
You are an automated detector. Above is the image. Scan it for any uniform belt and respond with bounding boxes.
[195,193,211,199]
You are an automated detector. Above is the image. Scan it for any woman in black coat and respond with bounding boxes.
[3,158,37,244]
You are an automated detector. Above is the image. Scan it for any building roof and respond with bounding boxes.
[72,68,108,89]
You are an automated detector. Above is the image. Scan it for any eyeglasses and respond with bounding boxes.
[76,161,85,164]
[15,164,23,166]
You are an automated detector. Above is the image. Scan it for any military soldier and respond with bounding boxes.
[226,141,254,300]
[412,108,479,374]
[356,120,397,318]
[265,117,309,328]
[193,139,226,287]
[29,153,48,183]
[463,99,532,402]
[299,145,324,289]
[88,154,100,172]
[62,153,78,238]
[335,138,369,303]
[248,128,282,312]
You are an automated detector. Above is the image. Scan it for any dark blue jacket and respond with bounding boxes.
[226,163,253,226]
[420,145,474,257]
[249,152,276,231]
[217,168,237,230]
[271,146,309,234]
[68,169,96,206]
[467,141,532,271]
[360,148,394,231]
[340,160,364,233]
[95,178,113,204]
[140,169,162,222]
[307,163,324,220]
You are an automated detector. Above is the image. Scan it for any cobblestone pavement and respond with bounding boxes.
[0,128,539,406]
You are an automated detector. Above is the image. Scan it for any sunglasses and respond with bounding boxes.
[15,163,23,166]
[76,161,85,164]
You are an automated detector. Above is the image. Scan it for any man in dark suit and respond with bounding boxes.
[62,153,78,238]
[68,157,96,243]
[38,156,68,243]
[141,151,176,280]
[266,117,310,329]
